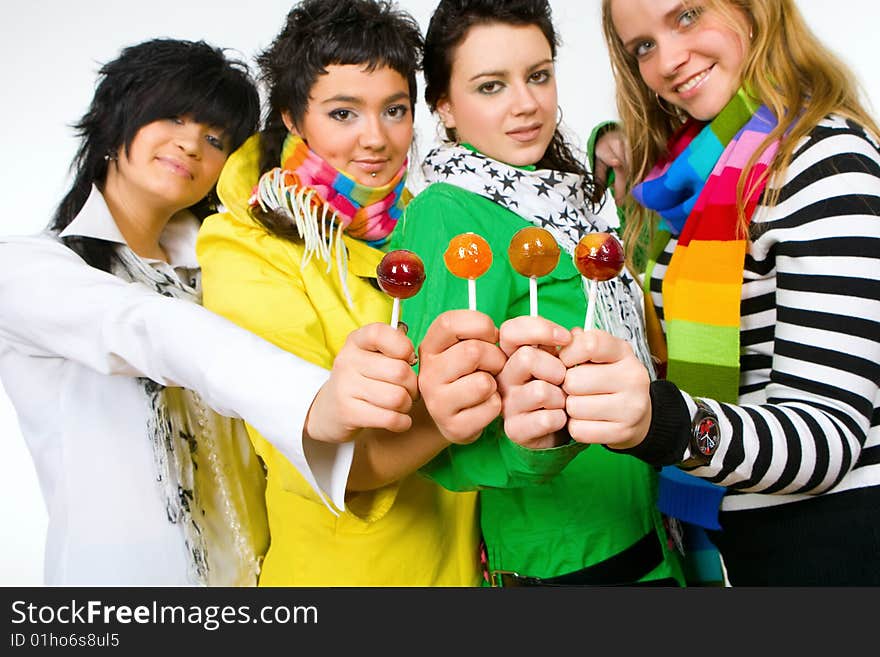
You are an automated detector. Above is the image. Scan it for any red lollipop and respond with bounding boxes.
[377,249,426,329]
[573,232,624,329]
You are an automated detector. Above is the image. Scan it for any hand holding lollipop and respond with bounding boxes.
[444,232,493,311]
[377,249,426,329]
[574,232,624,329]
[508,226,560,317]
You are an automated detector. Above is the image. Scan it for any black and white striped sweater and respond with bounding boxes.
[649,115,880,512]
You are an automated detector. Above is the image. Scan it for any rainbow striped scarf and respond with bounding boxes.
[632,92,778,565]
[251,133,409,247]
[250,134,410,307]
[634,90,778,402]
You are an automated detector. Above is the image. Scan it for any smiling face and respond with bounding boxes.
[436,22,558,167]
[108,116,228,214]
[284,64,413,187]
[610,0,749,121]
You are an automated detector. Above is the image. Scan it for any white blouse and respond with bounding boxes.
[0,187,353,585]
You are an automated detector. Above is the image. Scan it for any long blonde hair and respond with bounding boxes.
[601,0,880,271]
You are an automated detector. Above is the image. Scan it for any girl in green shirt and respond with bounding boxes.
[389,0,684,586]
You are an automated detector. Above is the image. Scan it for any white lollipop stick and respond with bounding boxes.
[584,276,598,329]
[529,276,538,317]
[390,297,400,330]
[468,278,477,311]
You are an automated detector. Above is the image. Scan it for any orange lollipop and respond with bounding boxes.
[574,232,624,329]
[508,227,560,317]
[444,232,493,310]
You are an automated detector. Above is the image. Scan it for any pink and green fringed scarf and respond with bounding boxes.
[250,133,411,306]
[633,89,779,403]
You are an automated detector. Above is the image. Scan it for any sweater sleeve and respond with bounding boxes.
[390,184,585,490]
[644,121,880,497]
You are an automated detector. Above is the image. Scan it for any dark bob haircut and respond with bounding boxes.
[256,0,424,175]
[423,0,557,115]
[422,0,596,193]
[52,38,260,270]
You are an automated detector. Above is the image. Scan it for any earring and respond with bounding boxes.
[103,149,118,162]
[654,93,687,123]
[556,105,564,128]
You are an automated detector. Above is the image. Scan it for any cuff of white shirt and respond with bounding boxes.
[260,358,352,514]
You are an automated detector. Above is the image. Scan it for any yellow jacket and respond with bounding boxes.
[196,135,480,586]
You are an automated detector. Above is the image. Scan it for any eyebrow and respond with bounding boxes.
[320,91,411,105]
[467,58,554,82]
[621,4,686,51]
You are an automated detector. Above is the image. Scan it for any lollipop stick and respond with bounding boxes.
[468,278,477,311]
[584,277,598,329]
[529,277,538,317]
[390,297,400,330]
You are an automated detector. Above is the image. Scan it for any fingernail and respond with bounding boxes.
[398,321,409,335]
[409,353,419,366]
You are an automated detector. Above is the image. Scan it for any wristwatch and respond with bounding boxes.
[681,399,719,467]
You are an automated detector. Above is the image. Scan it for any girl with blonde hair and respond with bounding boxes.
[570,0,880,584]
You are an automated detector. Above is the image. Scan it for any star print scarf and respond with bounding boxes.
[250,134,411,306]
[423,143,654,373]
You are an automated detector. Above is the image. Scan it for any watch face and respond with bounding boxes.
[694,416,718,457]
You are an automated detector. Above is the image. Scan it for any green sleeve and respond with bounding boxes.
[586,120,620,176]
[419,418,586,491]
[586,120,626,224]
[389,184,587,491]
[587,121,653,273]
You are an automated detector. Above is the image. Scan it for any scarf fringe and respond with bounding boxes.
[592,276,656,377]
[254,168,354,308]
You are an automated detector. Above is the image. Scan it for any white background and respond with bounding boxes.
[1,0,877,585]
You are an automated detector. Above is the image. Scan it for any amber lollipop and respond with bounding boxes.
[376,249,426,329]
[444,232,493,310]
[508,227,560,317]
[574,232,625,329]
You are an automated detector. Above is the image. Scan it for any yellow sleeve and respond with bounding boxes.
[197,211,333,370]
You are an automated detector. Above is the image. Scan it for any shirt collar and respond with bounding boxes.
[59,185,201,269]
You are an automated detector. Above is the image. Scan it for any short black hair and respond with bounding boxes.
[256,0,423,174]
[51,38,260,270]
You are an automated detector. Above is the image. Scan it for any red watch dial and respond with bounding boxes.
[694,416,718,457]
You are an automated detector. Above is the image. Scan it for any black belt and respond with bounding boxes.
[490,530,668,587]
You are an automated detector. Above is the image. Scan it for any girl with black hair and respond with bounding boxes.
[197,0,500,586]
[389,0,685,586]
[0,38,360,585]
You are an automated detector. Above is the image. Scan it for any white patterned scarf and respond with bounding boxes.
[423,144,655,374]
[112,244,268,586]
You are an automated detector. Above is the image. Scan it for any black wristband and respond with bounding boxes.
[606,379,690,466]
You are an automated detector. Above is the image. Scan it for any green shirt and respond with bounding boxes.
[390,180,683,584]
